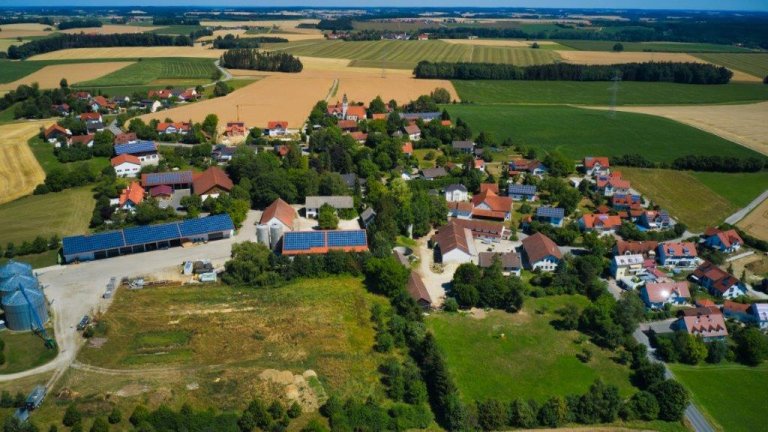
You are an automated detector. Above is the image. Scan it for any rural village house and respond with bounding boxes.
[521,232,562,272]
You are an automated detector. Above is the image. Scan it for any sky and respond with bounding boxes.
[5,0,768,11]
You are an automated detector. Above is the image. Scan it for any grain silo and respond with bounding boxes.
[1,287,48,331]
[0,260,33,283]
[0,274,38,299]
[256,224,270,247]
[269,224,283,250]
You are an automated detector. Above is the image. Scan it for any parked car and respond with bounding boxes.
[77,315,90,331]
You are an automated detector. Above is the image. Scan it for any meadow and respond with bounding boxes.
[690,171,768,208]
[620,168,740,231]
[556,40,755,53]
[75,57,219,87]
[0,328,58,374]
[694,53,768,79]
[453,80,768,105]
[444,104,760,163]
[426,295,634,402]
[670,363,768,432]
[266,39,560,69]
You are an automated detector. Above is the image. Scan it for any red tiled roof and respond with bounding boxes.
[157,122,191,132]
[337,119,358,130]
[371,113,387,120]
[260,198,297,228]
[696,299,716,308]
[407,272,432,306]
[434,221,474,256]
[192,166,233,196]
[480,183,499,195]
[119,181,144,207]
[710,229,744,249]
[150,185,173,197]
[584,156,610,169]
[471,190,512,214]
[693,261,740,294]
[268,121,288,130]
[70,134,94,146]
[607,178,630,189]
[644,281,690,303]
[662,242,697,258]
[581,213,622,229]
[441,120,452,127]
[681,311,728,338]
[616,240,658,256]
[452,218,505,238]
[448,201,473,213]
[402,142,413,155]
[474,159,485,169]
[404,124,421,135]
[349,131,368,141]
[80,112,101,121]
[225,122,246,136]
[110,154,141,167]
[723,300,750,314]
[522,232,562,264]
[92,95,115,108]
[148,89,172,99]
[114,132,137,145]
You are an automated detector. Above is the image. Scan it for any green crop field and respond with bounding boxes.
[670,363,768,432]
[691,171,768,208]
[445,104,761,163]
[620,168,744,231]
[453,80,768,105]
[427,295,634,402]
[0,186,94,247]
[148,25,207,36]
[75,57,218,87]
[694,53,768,79]
[0,328,58,374]
[266,39,560,69]
[557,40,755,53]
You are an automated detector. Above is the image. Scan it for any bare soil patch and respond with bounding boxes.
[588,102,768,157]
[738,197,768,241]
[0,120,48,204]
[29,46,224,60]
[0,61,134,90]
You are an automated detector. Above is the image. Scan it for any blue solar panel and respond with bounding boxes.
[124,223,181,246]
[536,207,565,218]
[114,140,157,156]
[508,184,537,195]
[283,232,325,251]
[179,214,234,236]
[63,231,125,255]
[328,230,366,247]
[142,171,194,187]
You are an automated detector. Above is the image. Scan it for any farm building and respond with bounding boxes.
[114,141,159,166]
[305,196,354,218]
[193,166,233,200]
[1,285,49,331]
[478,252,522,276]
[260,198,298,231]
[141,170,194,190]
[432,221,477,264]
[0,260,33,285]
[521,232,562,272]
[61,214,234,263]
[407,272,432,309]
[281,230,368,255]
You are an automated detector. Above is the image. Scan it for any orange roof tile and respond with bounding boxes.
[110,154,141,167]
[192,166,233,196]
[119,181,145,207]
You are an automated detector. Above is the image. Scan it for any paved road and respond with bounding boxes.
[202,60,233,88]
[725,190,768,225]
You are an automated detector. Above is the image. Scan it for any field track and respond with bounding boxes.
[0,61,134,90]
[0,120,47,205]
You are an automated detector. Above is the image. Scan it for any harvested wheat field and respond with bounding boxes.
[0,121,47,204]
[199,28,323,42]
[590,102,768,157]
[441,39,558,47]
[0,61,134,90]
[738,198,768,241]
[60,24,161,35]
[201,19,321,34]
[29,46,224,60]
[0,23,54,38]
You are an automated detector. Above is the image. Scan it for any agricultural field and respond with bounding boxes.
[59,24,161,35]
[28,46,223,60]
[620,168,742,231]
[0,328,58,374]
[0,186,94,245]
[694,53,768,80]
[670,363,768,432]
[0,58,137,84]
[738,197,768,241]
[453,80,768,105]
[556,40,756,53]
[0,121,48,204]
[0,61,134,90]
[444,104,760,163]
[426,295,635,402]
[266,39,560,69]
[75,57,219,87]
[0,23,54,39]
[690,171,768,208]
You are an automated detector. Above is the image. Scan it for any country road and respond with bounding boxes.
[725,189,768,225]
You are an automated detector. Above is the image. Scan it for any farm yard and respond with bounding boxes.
[426,296,635,402]
[453,80,768,105]
[0,120,48,204]
[670,363,768,432]
[694,53,768,80]
[0,61,134,90]
[74,57,219,88]
[738,197,768,241]
[444,104,760,163]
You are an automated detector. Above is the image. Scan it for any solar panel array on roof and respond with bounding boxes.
[63,231,125,255]
[536,207,565,218]
[508,184,537,195]
[124,223,181,246]
[180,214,234,236]
[114,140,157,156]
[284,231,325,251]
[282,230,368,254]
[143,171,193,186]
[328,230,366,247]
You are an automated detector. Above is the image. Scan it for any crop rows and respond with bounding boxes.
[76,58,217,87]
[694,53,768,78]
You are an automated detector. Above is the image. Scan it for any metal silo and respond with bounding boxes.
[0,274,38,299]
[269,224,283,250]
[0,260,33,283]
[1,287,48,331]
[256,224,270,247]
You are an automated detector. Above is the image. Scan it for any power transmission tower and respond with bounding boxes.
[609,71,621,118]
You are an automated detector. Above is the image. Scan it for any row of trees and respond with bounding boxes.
[219,49,303,73]
[611,153,767,173]
[654,326,768,366]
[8,33,193,59]
[211,34,288,49]
[2,235,60,259]
[413,61,733,84]
[2,82,94,119]
[58,18,102,30]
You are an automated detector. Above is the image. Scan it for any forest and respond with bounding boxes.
[7,33,192,59]
[219,48,303,73]
[413,61,733,84]
[57,18,103,30]
[211,34,288,49]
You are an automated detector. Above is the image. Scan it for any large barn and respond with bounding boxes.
[62,214,234,263]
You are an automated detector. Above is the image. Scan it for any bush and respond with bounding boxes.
[287,401,302,419]
[129,405,149,426]
[89,417,109,432]
[443,297,459,312]
[63,404,82,427]
[108,407,122,424]
[624,391,659,421]
[649,380,689,421]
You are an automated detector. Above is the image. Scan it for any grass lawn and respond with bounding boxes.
[694,53,768,79]
[149,25,208,36]
[0,250,59,269]
[452,80,768,105]
[426,295,635,402]
[75,57,218,87]
[412,148,442,169]
[670,363,768,432]
[620,168,740,231]
[79,276,390,399]
[556,40,755,53]
[28,136,110,174]
[445,104,760,163]
[690,171,768,208]
[0,327,58,374]
[0,186,94,245]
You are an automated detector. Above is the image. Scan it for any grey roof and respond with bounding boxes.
[305,196,354,209]
[422,167,448,179]
[452,140,475,149]
[508,184,537,195]
[360,207,376,223]
[400,112,441,121]
[340,173,357,188]
[445,184,467,193]
[478,252,522,269]
[536,206,565,218]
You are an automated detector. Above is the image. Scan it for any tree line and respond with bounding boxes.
[611,153,766,173]
[413,61,733,84]
[58,18,103,30]
[152,17,201,26]
[8,33,192,59]
[219,48,303,72]
[211,34,288,49]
